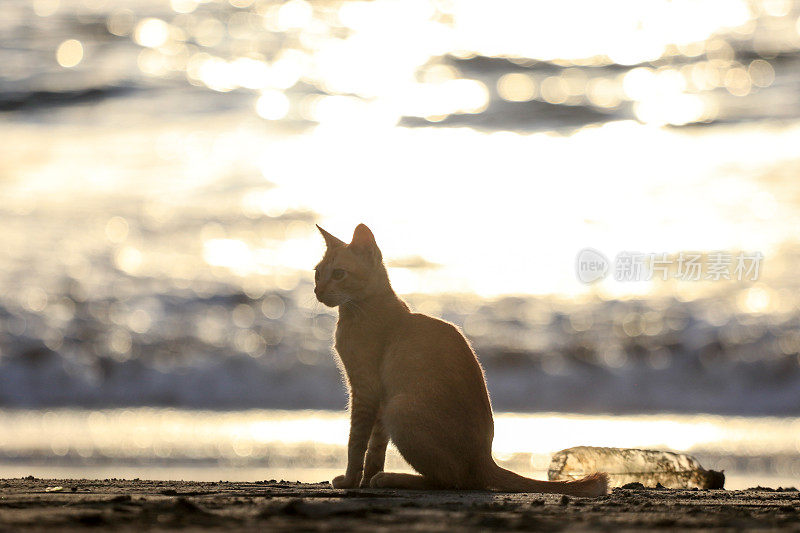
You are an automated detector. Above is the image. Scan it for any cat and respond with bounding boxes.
[313,223,608,496]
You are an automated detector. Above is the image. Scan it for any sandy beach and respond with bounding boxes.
[1,478,798,531]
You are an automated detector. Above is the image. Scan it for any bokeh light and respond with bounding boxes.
[4,0,800,489]
[56,39,83,68]
[134,18,170,48]
[255,90,290,120]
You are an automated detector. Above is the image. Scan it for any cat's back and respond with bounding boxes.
[384,312,489,393]
[395,313,471,353]
[382,311,493,435]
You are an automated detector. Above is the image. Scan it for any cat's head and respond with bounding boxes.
[313,223,388,307]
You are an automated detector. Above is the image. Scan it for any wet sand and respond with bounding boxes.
[1,478,798,531]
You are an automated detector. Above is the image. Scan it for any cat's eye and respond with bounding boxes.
[331,269,346,281]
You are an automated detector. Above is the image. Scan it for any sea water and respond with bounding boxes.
[2,0,800,478]
[0,408,797,490]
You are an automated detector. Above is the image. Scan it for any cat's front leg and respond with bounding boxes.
[332,392,378,489]
[360,418,389,487]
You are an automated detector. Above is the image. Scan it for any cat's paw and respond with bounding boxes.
[368,472,389,488]
[331,474,360,489]
[359,472,378,488]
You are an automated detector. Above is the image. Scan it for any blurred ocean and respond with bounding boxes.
[2,0,800,485]
[1,408,798,490]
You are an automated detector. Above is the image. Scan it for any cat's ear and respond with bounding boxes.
[350,223,382,262]
[316,224,345,249]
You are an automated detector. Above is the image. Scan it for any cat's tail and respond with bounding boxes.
[486,463,608,497]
